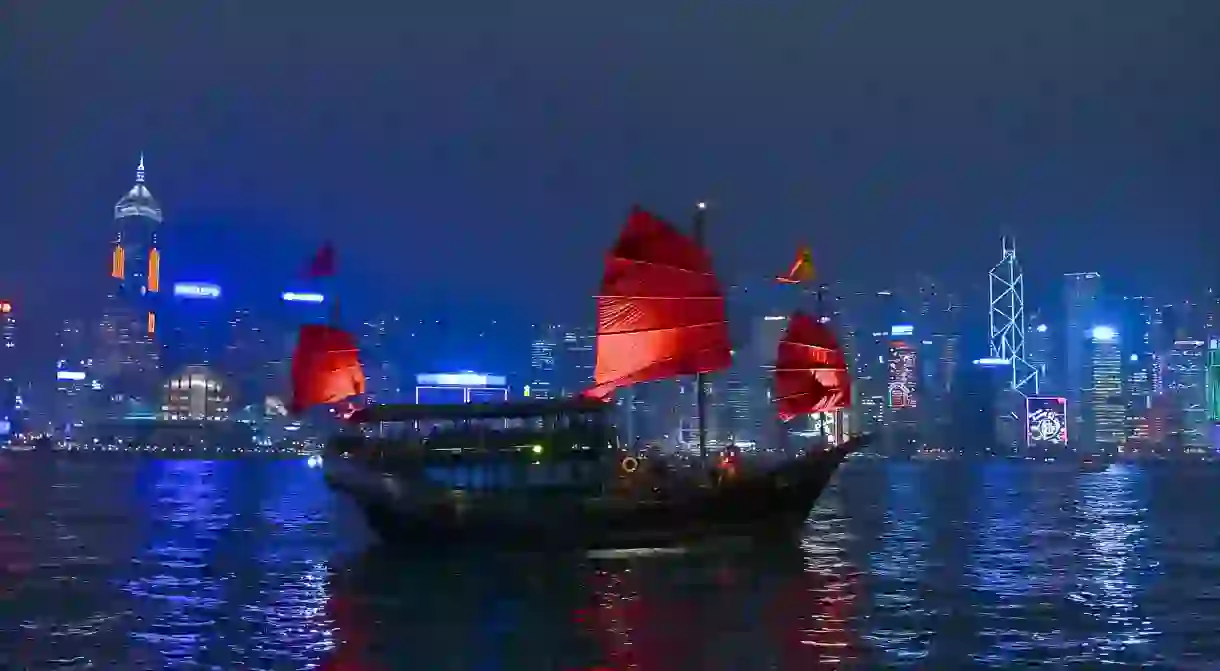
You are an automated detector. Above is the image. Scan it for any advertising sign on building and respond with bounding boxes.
[1026,396,1068,446]
[887,345,918,409]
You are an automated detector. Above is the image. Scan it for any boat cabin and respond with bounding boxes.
[328,398,621,491]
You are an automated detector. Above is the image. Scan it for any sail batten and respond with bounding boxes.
[773,311,851,420]
[290,324,366,413]
[586,207,731,399]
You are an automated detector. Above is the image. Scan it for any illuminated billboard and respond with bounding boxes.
[173,282,221,299]
[56,371,86,381]
[891,324,914,336]
[887,344,917,408]
[282,291,325,303]
[1026,396,1068,446]
[1209,349,1220,423]
[0,301,10,313]
[414,372,509,404]
[416,373,506,387]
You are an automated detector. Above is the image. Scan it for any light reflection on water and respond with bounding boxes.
[1068,464,1158,663]
[2,455,1220,668]
[863,463,932,663]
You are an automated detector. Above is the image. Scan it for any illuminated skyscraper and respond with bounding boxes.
[528,324,559,400]
[887,338,918,420]
[1168,339,1208,448]
[54,319,92,435]
[222,308,282,408]
[1118,297,1155,443]
[1064,272,1102,445]
[988,238,1038,394]
[0,299,14,377]
[111,154,163,313]
[1086,326,1124,449]
[557,327,595,397]
[361,315,402,404]
[96,155,163,414]
[1025,316,1053,393]
[0,300,15,435]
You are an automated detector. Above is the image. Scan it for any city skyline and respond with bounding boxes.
[0,154,1214,453]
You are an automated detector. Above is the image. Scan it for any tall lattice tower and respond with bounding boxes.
[989,236,1039,394]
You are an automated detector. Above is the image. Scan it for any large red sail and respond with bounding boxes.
[585,207,732,399]
[773,311,851,420]
[290,324,366,413]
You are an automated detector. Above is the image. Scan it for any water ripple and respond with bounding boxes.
[2,455,1220,668]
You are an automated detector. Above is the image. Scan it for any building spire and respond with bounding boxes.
[136,153,145,183]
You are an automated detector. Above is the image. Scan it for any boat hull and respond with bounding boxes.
[326,436,867,550]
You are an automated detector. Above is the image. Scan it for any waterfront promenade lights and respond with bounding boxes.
[1091,326,1118,341]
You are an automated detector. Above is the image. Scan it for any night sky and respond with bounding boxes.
[5,1,1218,339]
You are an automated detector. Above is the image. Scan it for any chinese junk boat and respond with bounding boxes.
[313,207,867,549]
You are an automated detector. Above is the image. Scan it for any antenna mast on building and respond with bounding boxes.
[989,235,1039,394]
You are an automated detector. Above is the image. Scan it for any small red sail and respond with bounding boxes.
[290,324,366,413]
[585,206,732,399]
[776,245,815,284]
[305,241,337,279]
[773,311,851,420]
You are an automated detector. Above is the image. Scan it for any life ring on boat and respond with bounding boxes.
[620,456,639,473]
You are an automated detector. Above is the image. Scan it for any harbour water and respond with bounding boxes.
[2,454,1219,669]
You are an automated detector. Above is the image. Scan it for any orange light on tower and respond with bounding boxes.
[147,248,160,292]
[111,245,125,279]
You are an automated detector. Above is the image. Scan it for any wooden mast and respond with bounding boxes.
[692,201,710,472]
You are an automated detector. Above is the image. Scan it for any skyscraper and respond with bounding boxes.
[886,335,919,453]
[0,300,15,435]
[528,324,559,400]
[222,308,281,408]
[1086,326,1124,449]
[1120,296,1155,444]
[54,318,92,435]
[361,315,402,403]
[0,299,14,377]
[110,154,163,320]
[1064,272,1102,445]
[96,155,164,414]
[989,238,1038,394]
[1025,317,1053,393]
[1168,339,1207,448]
[556,327,595,397]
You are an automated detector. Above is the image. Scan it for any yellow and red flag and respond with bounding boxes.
[776,245,815,284]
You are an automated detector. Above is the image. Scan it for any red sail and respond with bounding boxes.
[585,207,732,399]
[305,241,337,279]
[290,324,366,413]
[773,311,851,420]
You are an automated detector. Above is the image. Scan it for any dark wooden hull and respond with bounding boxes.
[328,435,868,550]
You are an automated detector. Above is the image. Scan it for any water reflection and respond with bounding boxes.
[864,463,932,663]
[968,462,1078,664]
[1069,465,1157,664]
[3,457,1220,668]
[250,461,336,665]
[786,488,862,667]
[122,460,229,666]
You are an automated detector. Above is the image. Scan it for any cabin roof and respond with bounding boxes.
[349,397,611,422]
